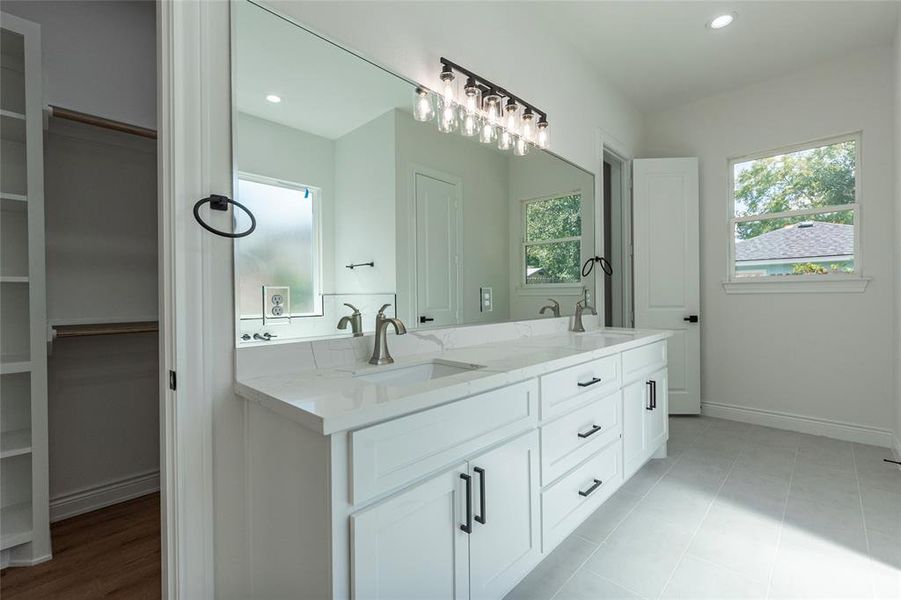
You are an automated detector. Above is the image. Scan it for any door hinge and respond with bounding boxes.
[169,370,177,391]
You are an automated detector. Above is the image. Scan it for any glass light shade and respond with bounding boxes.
[463,79,481,115]
[413,88,434,122]
[514,136,530,156]
[498,129,513,151]
[437,97,458,133]
[513,137,529,156]
[479,121,496,144]
[483,93,501,125]
[440,71,457,104]
[503,102,519,135]
[461,112,479,137]
[536,121,550,149]
[521,111,536,143]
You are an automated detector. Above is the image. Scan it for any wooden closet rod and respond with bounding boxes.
[54,321,159,338]
[48,105,157,140]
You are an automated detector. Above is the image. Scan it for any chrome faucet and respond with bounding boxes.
[539,298,561,317]
[571,299,597,333]
[337,303,363,337]
[369,304,407,365]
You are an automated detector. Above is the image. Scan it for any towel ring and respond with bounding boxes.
[193,194,256,239]
[582,256,613,278]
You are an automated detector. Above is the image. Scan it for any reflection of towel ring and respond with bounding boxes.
[193,194,256,239]
[582,256,613,278]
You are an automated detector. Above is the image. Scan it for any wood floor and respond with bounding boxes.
[1,493,161,599]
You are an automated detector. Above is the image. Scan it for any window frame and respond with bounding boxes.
[235,171,324,319]
[520,190,583,288]
[725,132,864,289]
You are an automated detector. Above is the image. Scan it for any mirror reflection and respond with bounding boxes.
[233,1,596,343]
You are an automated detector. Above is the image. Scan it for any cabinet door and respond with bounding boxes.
[352,464,470,600]
[469,431,540,600]
[645,368,668,452]
[622,379,649,477]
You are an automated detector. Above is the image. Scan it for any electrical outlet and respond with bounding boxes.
[262,286,290,324]
[480,287,493,312]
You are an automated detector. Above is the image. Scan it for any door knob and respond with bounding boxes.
[419,316,434,323]
[683,315,699,323]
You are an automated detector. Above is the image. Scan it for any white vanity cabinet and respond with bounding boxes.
[239,330,669,600]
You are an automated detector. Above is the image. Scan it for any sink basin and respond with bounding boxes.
[353,360,484,386]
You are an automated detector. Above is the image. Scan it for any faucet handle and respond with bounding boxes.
[377,303,392,316]
[343,303,361,315]
[548,298,560,307]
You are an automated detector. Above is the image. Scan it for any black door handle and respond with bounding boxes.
[474,467,486,525]
[460,473,472,534]
[577,377,602,388]
[577,424,602,439]
[578,478,604,497]
[419,316,435,323]
[683,315,699,323]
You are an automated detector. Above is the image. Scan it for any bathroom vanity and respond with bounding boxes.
[235,319,669,599]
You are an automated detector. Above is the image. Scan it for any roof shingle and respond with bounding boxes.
[735,222,853,262]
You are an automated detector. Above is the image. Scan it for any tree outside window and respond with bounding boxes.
[523,193,582,285]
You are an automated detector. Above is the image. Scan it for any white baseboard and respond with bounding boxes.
[700,401,894,448]
[50,470,160,523]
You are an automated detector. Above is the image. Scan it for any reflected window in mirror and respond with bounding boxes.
[523,193,583,285]
[235,174,323,319]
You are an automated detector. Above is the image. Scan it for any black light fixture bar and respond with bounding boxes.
[439,57,547,121]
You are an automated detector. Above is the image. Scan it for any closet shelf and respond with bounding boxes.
[0,109,26,143]
[1,428,32,459]
[0,276,29,283]
[0,192,27,202]
[54,321,159,338]
[0,502,33,551]
[0,356,31,374]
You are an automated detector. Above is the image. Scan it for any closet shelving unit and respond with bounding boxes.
[1,13,51,565]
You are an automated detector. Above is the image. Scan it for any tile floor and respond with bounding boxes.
[506,416,901,600]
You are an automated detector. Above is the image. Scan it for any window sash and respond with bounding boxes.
[521,192,583,287]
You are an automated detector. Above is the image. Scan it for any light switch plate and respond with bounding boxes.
[262,286,290,325]
[480,286,493,313]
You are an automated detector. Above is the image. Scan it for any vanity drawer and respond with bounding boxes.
[540,390,621,485]
[349,379,538,505]
[541,440,622,553]
[539,354,620,420]
[622,340,666,383]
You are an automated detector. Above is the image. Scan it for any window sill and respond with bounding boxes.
[721,277,870,294]
[515,285,585,296]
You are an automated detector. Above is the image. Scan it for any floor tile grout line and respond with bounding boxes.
[653,427,748,599]
[850,443,878,599]
[763,441,801,600]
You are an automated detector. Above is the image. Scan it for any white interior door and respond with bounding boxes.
[415,172,459,328]
[633,158,700,414]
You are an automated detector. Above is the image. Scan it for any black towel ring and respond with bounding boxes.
[582,256,613,278]
[193,194,256,239]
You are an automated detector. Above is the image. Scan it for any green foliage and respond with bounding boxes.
[734,141,855,240]
[791,262,829,275]
[525,194,582,284]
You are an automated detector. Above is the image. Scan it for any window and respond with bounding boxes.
[522,192,582,285]
[729,135,859,281]
[235,174,322,318]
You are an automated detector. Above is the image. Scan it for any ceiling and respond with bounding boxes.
[527,1,900,113]
[234,0,412,140]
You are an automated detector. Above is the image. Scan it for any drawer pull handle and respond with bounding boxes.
[645,380,654,410]
[579,478,603,497]
[577,377,602,388]
[460,473,472,534]
[474,467,486,525]
[577,424,602,439]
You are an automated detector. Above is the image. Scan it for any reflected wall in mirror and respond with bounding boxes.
[233,0,596,344]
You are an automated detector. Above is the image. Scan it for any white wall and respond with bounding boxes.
[335,111,397,295]
[643,46,896,441]
[894,18,901,457]
[2,1,156,129]
[395,109,511,326]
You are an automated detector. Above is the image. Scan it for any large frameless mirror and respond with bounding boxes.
[232,0,597,344]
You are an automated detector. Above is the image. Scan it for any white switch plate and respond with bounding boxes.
[480,286,493,312]
[262,286,290,325]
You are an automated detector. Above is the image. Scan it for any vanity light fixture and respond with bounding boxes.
[414,57,550,155]
[265,94,282,103]
[707,13,735,29]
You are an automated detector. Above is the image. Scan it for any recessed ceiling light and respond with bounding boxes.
[708,13,735,29]
[266,94,282,103]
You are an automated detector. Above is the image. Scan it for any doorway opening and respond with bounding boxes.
[602,149,632,328]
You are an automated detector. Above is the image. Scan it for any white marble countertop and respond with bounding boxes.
[235,326,670,435]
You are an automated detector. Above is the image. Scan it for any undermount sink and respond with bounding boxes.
[353,360,484,386]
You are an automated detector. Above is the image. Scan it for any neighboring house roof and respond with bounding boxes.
[735,222,853,262]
